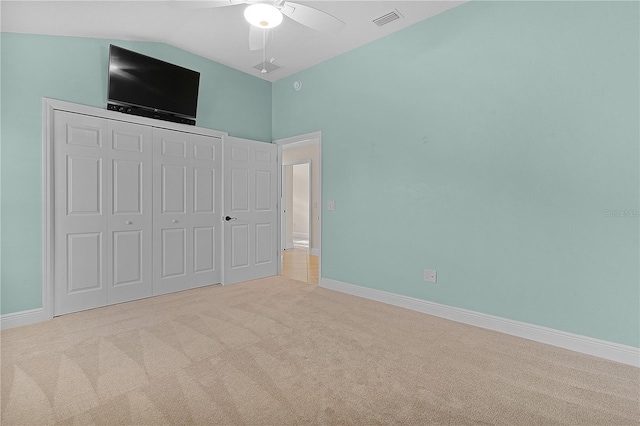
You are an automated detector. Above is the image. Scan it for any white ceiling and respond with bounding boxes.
[1,0,466,82]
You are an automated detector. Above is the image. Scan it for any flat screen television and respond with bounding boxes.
[107,45,200,125]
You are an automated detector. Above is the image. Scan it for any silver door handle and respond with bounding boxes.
[225,216,238,221]
[172,219,178,223]
[125,221,133,225]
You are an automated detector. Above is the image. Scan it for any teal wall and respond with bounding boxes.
[273,1,640,347]
[0,34,272,314]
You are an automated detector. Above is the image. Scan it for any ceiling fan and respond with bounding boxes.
[174,0,346,51]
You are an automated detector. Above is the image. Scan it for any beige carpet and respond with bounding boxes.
[1,276,639,425]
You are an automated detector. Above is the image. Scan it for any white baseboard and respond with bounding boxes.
[310,248,320,256]
[320,278,640,368]
[1,308,49,330]
[285,242,295,250]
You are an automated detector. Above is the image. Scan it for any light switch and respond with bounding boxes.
[327,200,336,211]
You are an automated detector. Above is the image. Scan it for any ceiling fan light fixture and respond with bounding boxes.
[244,4,283,29]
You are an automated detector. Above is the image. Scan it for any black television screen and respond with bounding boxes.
[107,45,200,120]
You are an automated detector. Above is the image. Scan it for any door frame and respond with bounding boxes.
[38,98,227,326]
[281,160,311,252]
[273,132,322,279]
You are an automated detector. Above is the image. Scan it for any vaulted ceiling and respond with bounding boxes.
[1,1,466,82]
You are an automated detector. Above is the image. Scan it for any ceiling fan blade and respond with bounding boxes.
[248,26,271,51]
[170,0,246,9]
[281,1,346,35]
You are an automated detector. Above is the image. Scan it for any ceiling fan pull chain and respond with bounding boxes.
[261,28,267,74]
[271,27,276,63]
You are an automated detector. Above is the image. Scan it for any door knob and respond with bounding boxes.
[172,219,178,223]
[125,221,132,225]
[225,216,238,221]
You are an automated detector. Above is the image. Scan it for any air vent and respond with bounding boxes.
[373,10,403,27]
[253,61,283,74]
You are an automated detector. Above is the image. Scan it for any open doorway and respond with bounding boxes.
[275,133,321,284]
[281,161,317,283]
[283,162,310,250]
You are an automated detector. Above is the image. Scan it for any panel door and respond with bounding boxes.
[223,137,278,285]
[190,134,222,288]
[106,120,153,305]
[153,128,191,295]
[54,111,108,315]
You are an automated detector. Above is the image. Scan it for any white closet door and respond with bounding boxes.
[54,111,108,315]
[223,137,278,285]
[153,129,223,294]
[153,128,191,295]
[53,107,223,315]
[190,133,222,288]
[106,120,153,305]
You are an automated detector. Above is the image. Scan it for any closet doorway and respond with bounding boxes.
[275,133,321,284]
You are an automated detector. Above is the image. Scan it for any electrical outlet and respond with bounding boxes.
[327,200,336,211]
[424,269,437,283]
